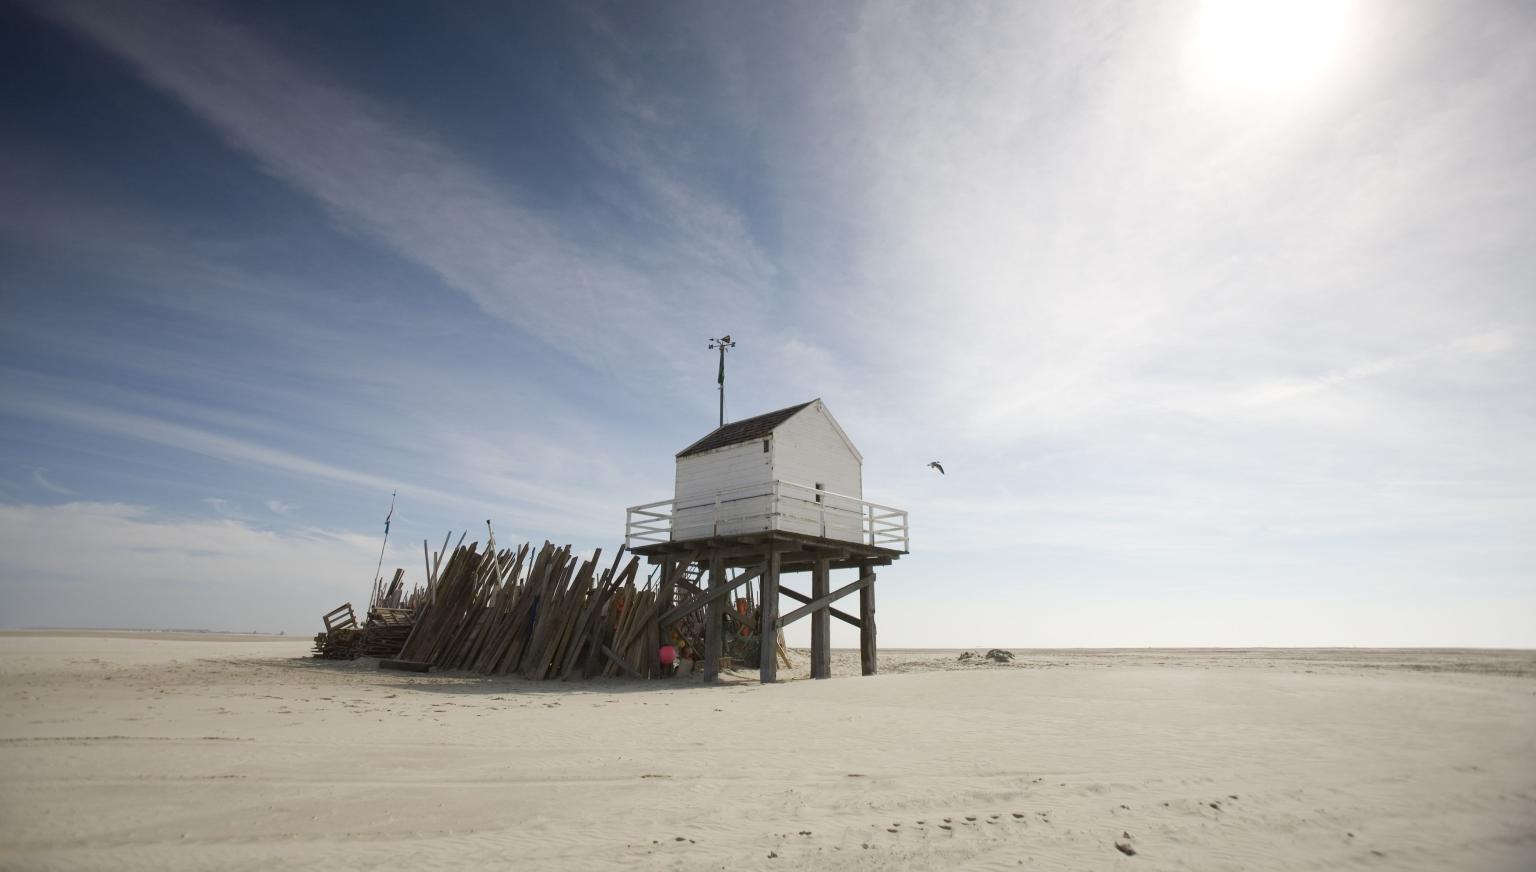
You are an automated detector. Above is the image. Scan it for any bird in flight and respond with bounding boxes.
[927,461,945,475]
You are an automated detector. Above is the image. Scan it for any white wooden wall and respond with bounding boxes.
[770,402,862,499]
[673,439,774,540]
[769,402,863,542]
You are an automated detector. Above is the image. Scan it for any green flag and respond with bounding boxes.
[717,353,725,385]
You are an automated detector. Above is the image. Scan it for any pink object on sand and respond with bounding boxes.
[659,645,677,666]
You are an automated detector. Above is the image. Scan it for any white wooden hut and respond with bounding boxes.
[625,399,905,549]
[670,399,865,543]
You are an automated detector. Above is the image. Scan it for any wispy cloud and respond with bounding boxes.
[0,501,394,632]
[0,382,628,543]
[4,387,418,498]
[264,499,294,516]
[1241,330,1518,406]
[44,0,768,384]
[30,468,73,495]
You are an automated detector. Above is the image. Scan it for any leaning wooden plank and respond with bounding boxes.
[562,556,637,679]
[492,544,554,675]
[518,545,572,678]
[602,580,638,678]
[539,551,599,680]
[623,588,659,676]
[580,563,632,679]
[473,543,530,673]
[422,540,432,597]
[518,545,567,676]
[536,552,582,677]
[447,553,503,670]
[601,644,642,679]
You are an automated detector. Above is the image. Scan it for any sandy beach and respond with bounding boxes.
[1,632,1533,871]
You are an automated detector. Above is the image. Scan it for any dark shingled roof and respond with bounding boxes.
[676,400,816,458]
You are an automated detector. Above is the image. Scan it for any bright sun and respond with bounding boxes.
[1187,0,1355,94]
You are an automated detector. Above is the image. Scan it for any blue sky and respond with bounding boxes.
[1,0,1532,645]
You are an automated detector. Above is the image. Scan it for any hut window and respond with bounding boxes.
[762,439,770,453]
[814,482,824,503]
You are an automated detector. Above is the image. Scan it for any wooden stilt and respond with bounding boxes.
[704,554,725,681]
[811,555,831,679]
[759,550,781,684]
[859,559,877,676]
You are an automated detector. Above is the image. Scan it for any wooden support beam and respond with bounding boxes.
[759,550,780,684]
[810,557,830,680]
[658,566,762,628]
[779,584,861,628]
[777,573,874,629]
[859,559,877,677]
[703,554,725,682]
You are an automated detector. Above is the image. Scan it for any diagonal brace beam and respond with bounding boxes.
[777,573,873,629]
[659,566,763,627]
[779,584,861,628]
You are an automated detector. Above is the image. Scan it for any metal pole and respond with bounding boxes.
[371,490,396,592]
[709,335,734,428]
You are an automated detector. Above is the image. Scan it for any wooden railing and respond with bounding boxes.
[624,480,909,551]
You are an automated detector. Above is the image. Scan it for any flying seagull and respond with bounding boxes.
[927,461,945,475]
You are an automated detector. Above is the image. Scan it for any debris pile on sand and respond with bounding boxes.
[314,536,683,680]
[957,648,1016,664]
[312,603,362,659]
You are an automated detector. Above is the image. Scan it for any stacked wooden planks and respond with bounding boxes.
[360,607,415,658]
[312,627,362,659]
[391,539,658,679]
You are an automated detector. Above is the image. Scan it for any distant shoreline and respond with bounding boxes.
[0,628,296,643]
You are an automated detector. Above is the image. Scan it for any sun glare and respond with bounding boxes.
[1187,0,1355,95]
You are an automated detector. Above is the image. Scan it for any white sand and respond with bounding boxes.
[2,632,1533,871]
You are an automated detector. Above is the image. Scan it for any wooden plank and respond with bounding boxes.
[601,644,643,679]
[859,560,877,676]
[778,584,860,628]
[810,557,830,680]
[703,554,724,682]
[777,572,874,629]
[759,550,780,684]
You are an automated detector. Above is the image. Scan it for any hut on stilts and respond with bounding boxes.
[625,399,909,682]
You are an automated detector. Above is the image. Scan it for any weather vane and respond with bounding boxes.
[708,334,735,427]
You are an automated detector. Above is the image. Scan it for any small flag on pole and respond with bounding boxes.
[384,491,396,535]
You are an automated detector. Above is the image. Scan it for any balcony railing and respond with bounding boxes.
[625,480,908,551]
